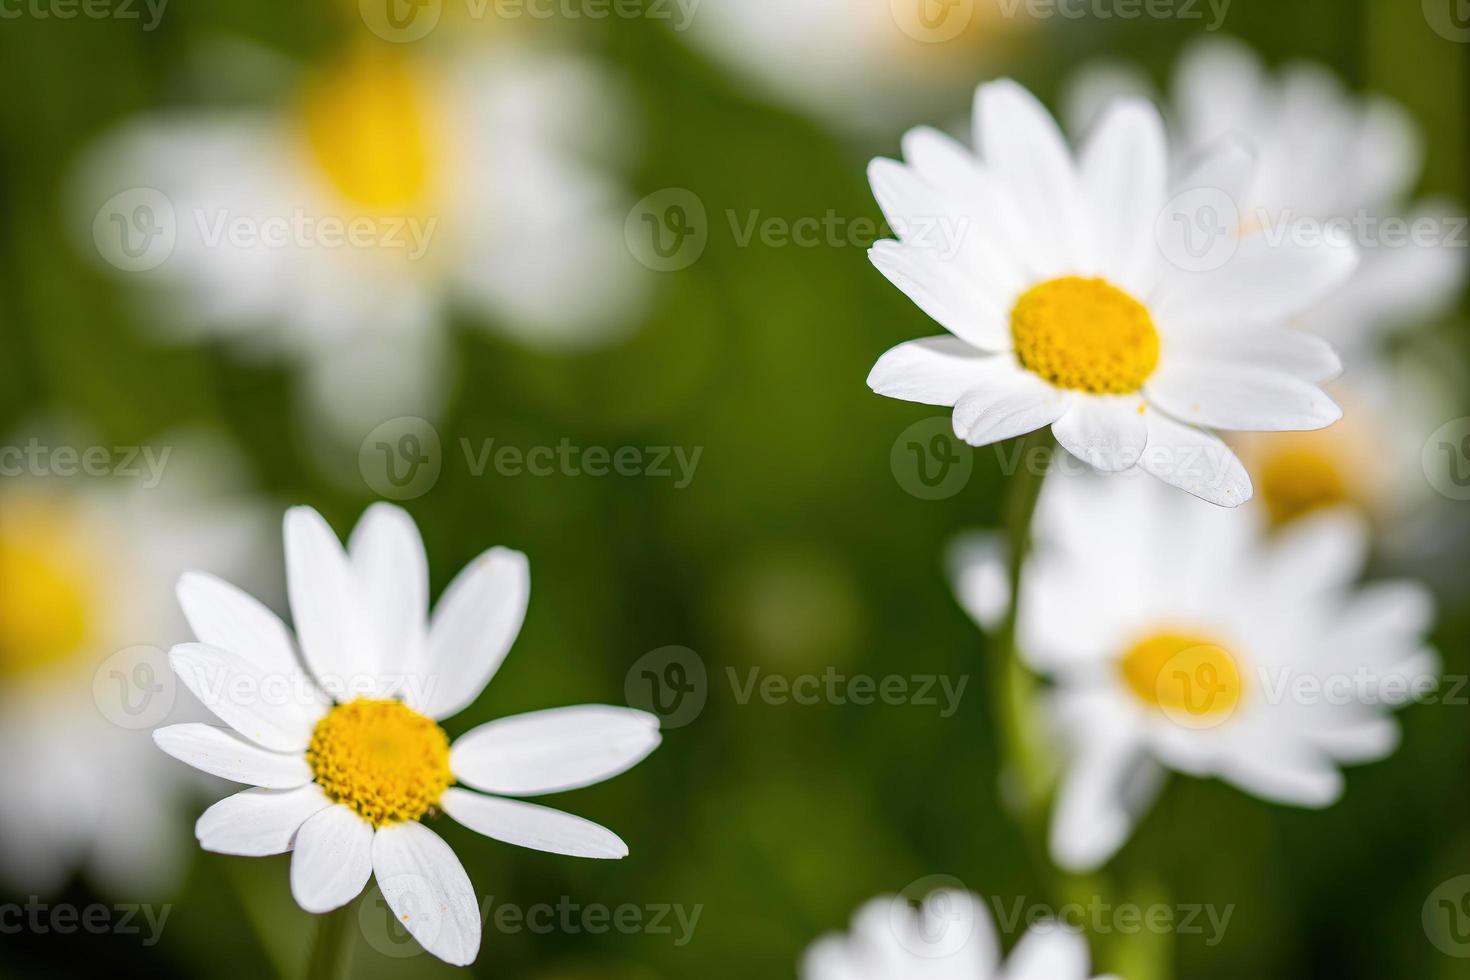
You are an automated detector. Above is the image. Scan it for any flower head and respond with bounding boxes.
[154,503,662,965]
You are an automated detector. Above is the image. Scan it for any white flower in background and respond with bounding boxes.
[1064,40,1467,532]
[802,888,1113,980]
[153,503,662,966]
[0,432,267,896]
[951,472,1437,873]
[76,40,650,440]
[867,80,1355,506]
[682,0,1032,132]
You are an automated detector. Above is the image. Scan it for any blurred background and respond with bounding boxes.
[1,0,1468,977]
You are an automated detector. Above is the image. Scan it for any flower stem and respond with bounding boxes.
[304,900,358,980]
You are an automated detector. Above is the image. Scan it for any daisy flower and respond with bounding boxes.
[76,39,650,440]
[153,503,661,965]
[682,0,1031,132]
[866,80,1356,506]
[951,471,1437,873]
[0,431,267,895]
[802,888,1112,980]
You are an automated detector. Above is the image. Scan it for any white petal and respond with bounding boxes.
[1146,364,1341,432]
[1004,925,1093,980]
[1081,99,1168,297]
[1167,327,1342,384]
[1171,135,1255,208]
[1259,508,1370,600]
[1152,234,1358,329]
[440,787,628,859]
[952,364,1072,448]
[1137,411,1253,507]
[373,821,481,966]
[290,804,374,913]
[411,547,531,721]
[196,784,332,856]
[1050,733,1163,873]
[947,531,1010,633]
[284,507,365,699]
[451,705,661,797]
[1218,740,1343,807]
[348,503,429,691]
[168,642,325,752]
[867,336,998,406]
[868,240,1009,351]
[1051,397,1149,473]
[176,571,302,678]
[153,723,313,788]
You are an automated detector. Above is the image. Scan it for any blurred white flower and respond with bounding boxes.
[802,888,1111,980]
[682,0,1031,132]
[0,431,268,896]
[867,80,1355,506]
[952,472,1437,873]
[75,40,651,440]
[154,503,661,966]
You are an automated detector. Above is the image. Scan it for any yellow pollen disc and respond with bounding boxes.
[1257,444,1351,527]
[300,47,437,212]
[1010,276,1160,394]
[0,505,94,677]
[307,699,453,827]
[1120,631,1244,723]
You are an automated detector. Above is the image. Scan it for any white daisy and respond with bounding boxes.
[0,431,267,896]
[802,888,1112,980]
[866,79,1356,506]
[682,0,1031,132]
[951,471,1437,873]
[153,502,661,966]
[76,39,650,440]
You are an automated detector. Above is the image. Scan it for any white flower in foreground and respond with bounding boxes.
[77,40,650,439]
[0,433,266,895]
[866,80,1355,506]
[952,472,1437,873]
[802,888,1113,980]
[153,503,661,965]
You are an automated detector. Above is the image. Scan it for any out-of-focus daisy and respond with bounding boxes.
[952,472,1437,873]
[802,888,1112,980]
[866,80,1355,506]
[683,0,1032,132]
[0,431,267,895]
[154,503,661,966]
[1065,40,1466,532]
[77,40,650,440]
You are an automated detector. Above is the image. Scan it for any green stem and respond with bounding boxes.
[304,900,358,980]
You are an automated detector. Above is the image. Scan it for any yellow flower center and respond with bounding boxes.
[307,698,453,827]
[1120,630,1245,723]
[1257,444,1351,527]
[0,507,95,678]
[300,47,437,212]
[1010,276,1160,394]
